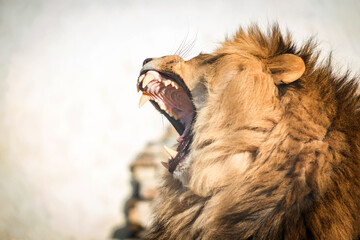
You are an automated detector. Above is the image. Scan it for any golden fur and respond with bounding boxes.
[143,25,360,240]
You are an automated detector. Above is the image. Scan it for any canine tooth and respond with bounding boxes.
[142,74,155,88]
[138,93,151,107]
[163,145,178,158]
[161,161,169,169]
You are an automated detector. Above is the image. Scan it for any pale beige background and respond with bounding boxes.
[0,0,359,239]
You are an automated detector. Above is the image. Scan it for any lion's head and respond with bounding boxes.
[137,26,306,193]
[136,25,360,239]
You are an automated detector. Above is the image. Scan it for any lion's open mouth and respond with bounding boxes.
[137,70,195,173]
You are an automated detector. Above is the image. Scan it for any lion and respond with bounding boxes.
[136,24,360,240]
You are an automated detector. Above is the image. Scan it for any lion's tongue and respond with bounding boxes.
[177,127,191,143]
[162,88,193,143]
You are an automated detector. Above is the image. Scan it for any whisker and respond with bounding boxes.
[178,30,192,58]
[181,34,197,59]
[174,39,184,56]
[174,32,189,56]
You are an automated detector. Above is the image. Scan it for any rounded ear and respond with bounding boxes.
[268,54,305,85]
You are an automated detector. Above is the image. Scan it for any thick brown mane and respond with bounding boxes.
[223,24,360,142]
[141,24,360,240]
[229,25,360,113]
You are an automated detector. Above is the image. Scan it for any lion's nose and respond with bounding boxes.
[143,58,153,66]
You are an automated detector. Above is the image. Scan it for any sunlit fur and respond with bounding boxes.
[144,25,360,240]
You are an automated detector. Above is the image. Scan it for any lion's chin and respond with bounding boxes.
[172,155,192,186]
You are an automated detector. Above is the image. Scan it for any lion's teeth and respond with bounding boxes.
[164,80,171,87]
[171,82,179,89]
[158,101,167,111]
[172,111,179,120]
[138,93,151,107]
[142,73,155,88]
[138,74,145,83]
[167,108,179,120]
[163,145,178,158]
[161,161,169,169]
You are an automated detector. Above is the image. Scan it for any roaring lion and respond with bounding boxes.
[136,25,360,240]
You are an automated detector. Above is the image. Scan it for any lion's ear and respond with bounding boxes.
[268,54,305,85]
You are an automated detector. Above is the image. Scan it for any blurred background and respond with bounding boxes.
[0,0,359,239]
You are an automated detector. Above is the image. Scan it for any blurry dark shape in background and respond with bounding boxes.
[112,128,177,239]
